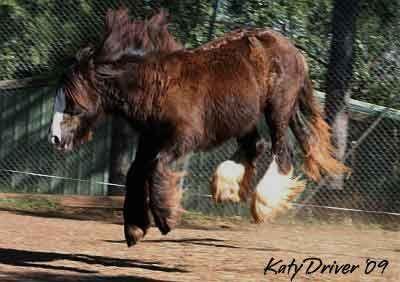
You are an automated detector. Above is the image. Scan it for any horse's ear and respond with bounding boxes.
[147,9,170,28]
[96,7,131,62]
[104,7,130,34]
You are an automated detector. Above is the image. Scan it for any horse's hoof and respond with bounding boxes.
[250,192,276,223]
[154,214,176,235]
[153,207,185,235]
[211,160,244,203]
[124,225,145,247]
[159,222,171,235]
[251,164,306,223]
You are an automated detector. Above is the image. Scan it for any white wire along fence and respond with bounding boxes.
[0,0,399,226]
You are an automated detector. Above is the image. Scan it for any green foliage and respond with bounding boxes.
[0,197,59,210]
[0,0,100,79]
[0,0,398,108]
[352,0,400,108]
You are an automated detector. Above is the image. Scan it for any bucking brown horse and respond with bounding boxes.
[49,8,347,246]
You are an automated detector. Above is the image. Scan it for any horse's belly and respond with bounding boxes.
[199,83,262,149]
[204,109,261,149]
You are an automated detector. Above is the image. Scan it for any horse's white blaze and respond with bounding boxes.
[211,160,245,203]
[50,112,64,142]
[50,87,67,144]
[252,156,305,222]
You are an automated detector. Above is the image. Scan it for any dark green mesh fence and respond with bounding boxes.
[1,0,399,223]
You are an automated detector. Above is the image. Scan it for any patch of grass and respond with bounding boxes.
[0,197,60,211]
[182,210,241,222]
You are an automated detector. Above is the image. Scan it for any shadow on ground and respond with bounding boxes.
[0,271,174,282]
[0,248,187,275]
[104,237,377,259]
[105,237,279,252]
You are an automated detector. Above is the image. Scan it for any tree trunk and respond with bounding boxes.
[207,0,220,40]
[324,0,360,190]
[108,116,137,196]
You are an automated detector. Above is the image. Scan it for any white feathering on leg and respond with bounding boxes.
[251,156,305,223]
[211,160,245,203]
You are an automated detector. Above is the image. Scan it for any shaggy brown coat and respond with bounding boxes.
[51,8,347,246]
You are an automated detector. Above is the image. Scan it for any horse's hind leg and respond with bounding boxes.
[211,128,267,203]
[251,101,306,223]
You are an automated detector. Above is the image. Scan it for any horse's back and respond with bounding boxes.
[159,28,307,147]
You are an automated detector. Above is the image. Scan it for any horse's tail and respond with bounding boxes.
[290,73,348,182]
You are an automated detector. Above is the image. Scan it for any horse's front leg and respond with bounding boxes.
[123,137,157,247]
[148,150,185,235]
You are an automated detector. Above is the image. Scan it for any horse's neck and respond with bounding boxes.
[108,61,166,123]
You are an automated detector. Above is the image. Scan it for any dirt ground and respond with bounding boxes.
[0,196,399,282]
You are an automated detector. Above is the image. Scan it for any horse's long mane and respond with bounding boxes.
[95,8,182,63]
[63,8,183,107]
